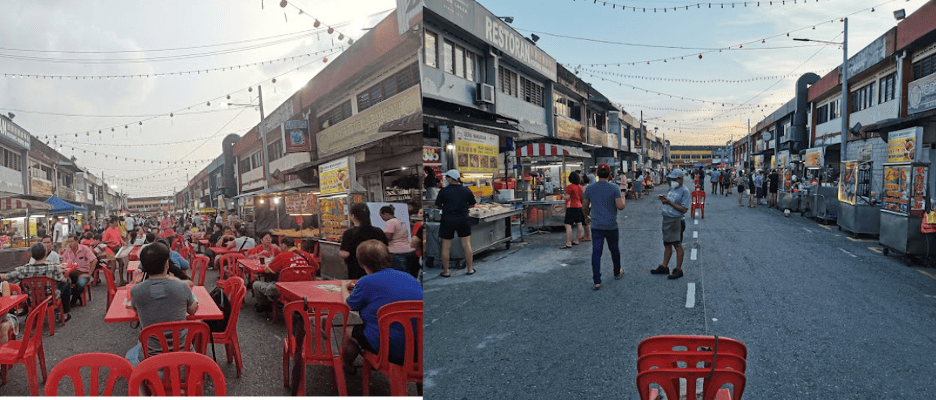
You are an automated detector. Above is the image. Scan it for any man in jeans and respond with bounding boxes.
[582,163,626,290]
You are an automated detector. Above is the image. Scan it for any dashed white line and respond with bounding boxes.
[686,283,696,308]
[690,248,698,260]
[803,227,813,233]
[838,248,858,258]
[693,231,698,238]
[694,219,699,225]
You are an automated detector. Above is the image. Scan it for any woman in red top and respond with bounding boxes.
[246,232,281,259]
[561,172,585,249]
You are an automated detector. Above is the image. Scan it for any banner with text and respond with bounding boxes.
[455,127,499,174]
[319,157,351,195]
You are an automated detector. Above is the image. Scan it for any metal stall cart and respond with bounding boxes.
[522,200,566,231]
[515,143,589,230]
[424,206,520,268]
[317,157,365,279]
[801,148,824,218]
[837,160,880,236]
[0,198,51,273]
[879,127,933,258]
[777,151,801,211]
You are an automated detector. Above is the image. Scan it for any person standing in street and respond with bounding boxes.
[736,170,747,206]
[697,167,705,191]
[755,170,765,206]
[561,171,584,249]
[651,169,691,279]
[722,169,733,196]
[768,169,780,208]
[434,169,476,277]
[747,170,756,207]
[424,166,440,201]
[582,163,625,290]
[578,172,592,242]
[711,169,720,194]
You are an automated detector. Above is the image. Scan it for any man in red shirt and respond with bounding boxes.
[251,237,313,313]
[102,216,127,285]
[60,235,96,306]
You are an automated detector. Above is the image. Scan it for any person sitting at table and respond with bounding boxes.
[251,236,313,313]
[2,243,72,323]
[246,231,280,259]
[0,281,17,344]
[29,235,61,265]
[340,203,388,280]
[341,240,422,376]
[61,235,96,307]
[125,242,198,367]
[226,226,256,252]
[208,226,236,269]
[80,231,94,246]
[103,217,127,285]
[143,235,189,271]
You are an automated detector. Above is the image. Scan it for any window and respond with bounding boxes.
[454,45,464,78]
[357,63,419,112]
[238,157,250,174]
[465,51,477,82]
[268,139,284,162]
[498,65,518,97]
[913,53,936,80]
[1,147,21,172]
[520,76,543,107]
[318,100,352,130]
[588,110,605,130]
[553,94,581,120]
[424,30,437,68]
[851,83,875,112]
[250,151,263,171]
[443,40,454,74]
[879,72,896,103]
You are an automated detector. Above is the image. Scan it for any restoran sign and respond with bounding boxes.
[0,118,31,150]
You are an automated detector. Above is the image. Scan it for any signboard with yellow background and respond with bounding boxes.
[886,127,921,163]
[319,157,351,195]
[455,127,499,174]
[804,147,823,168]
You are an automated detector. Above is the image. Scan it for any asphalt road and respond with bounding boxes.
[424,181,936,399]
[0,264,403,396]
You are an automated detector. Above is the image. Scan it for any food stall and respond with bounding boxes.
[800,148,825,218]
[424,127,520,267]
[515,143,591,229]
[776,151,801,211]
[837,159,879,236]
[317,156,366,279]
[0,198,52,272]
[879,127,934,257]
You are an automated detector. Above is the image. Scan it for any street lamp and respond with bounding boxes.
[794,17,848,169]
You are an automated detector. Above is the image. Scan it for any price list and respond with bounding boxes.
[318,196,349,242]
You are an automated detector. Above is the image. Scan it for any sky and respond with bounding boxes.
[484,0,928,146]
[0,0,395,197]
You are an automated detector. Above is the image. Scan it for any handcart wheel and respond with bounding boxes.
[505,241,511,250]
[882,248,889,256]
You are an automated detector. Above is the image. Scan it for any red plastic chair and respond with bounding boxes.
[102,266,119,311]
[361,300,423,397]
[282,300,350,396]
[127,352,226,396]
[190,255,210,286]
[20,276,67,336]
[637,335,747,400]
[272,266,317,323]
[139,321,211,359]
[218,253,245,281]
[43,352,134,396]
[0,298,49,395]
[691,189,706,219]
[212,277,246,377]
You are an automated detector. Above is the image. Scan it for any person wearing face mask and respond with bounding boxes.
[651,169,691,280]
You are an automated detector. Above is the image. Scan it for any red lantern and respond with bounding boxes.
[338,34,344,40]
[280,0,287,7]
[314,20,320,27]
[698,54,703,59]
[323,57,328,63]
[348,38,354,45]
[272,78,276,83]
[327,27,334,34]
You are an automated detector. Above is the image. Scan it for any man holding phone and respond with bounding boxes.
[651,169,692,279]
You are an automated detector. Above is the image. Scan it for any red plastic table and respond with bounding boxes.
[104,285,223,323]
[237,258,268,284]
[198,239,210,253]
[0,294,27,316]
[208,246,235,256]
[128,245,141,262]
[127,261,141,280]
[276,280,352,304]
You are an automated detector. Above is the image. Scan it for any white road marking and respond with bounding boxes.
[693,231,698,238]
[712,318,718,322]
[694,219,699,225]
[802,227,813,233]
[690,248,698,260]
[838,248,858,258]
[686,283,696,308]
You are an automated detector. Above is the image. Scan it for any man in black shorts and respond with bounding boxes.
[434,169,476,277]
[768,169,780,208]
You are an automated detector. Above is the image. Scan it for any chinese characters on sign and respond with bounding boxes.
[319,158,351,196]
[454,127,498,174]
[886,128,919,163]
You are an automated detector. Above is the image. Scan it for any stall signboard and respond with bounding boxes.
[883,165,912,214]
[319,157,351,196]
[455,127,499,174]
[912,166,928,214]
[285,193,317,216]
[318,196,349,242]
[754,155,764,170]
[423,146,441,165]
[839,161,858,204]
[887,127,922,163]
[366,202,411,235]
[283,120,312,153]
[777,151,789,168]
[556,117,585,142]
[804,148,824,168]
[858,142,873,162]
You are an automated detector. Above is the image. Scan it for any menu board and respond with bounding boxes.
[455,126,499,174]
[911,166,927,214]
[285,193,317,216]
[804,148,823,168]
[781,169,792,192]
[318,196,349,242]
[754,155,764,171]
[319,158,350,195]
[887,128,918,163]
[883,165,911,213]
[839,162,858,204]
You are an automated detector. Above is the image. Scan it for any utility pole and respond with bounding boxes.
[639,111,644,170]
[258,85,271,190]
[840,18,849,167]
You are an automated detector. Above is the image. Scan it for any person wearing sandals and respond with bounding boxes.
[651,169,691,280]
[578,171,592,242]
[434,169,476,277]
[747,171,756,207]
[560,171,584,249]
[736,170,747,206]
[582,164,625,290]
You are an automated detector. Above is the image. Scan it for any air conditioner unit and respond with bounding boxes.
[476,83,495,105]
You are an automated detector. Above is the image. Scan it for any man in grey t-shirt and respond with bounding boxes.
[582,163,626,290]
[652,169,692,279]
[125,242,197,366]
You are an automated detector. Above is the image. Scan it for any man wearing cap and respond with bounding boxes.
[434,169,477,277]
[652,169,691,279]
[582,163,625,290]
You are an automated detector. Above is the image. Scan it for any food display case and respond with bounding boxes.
[879,127,934,257]
[317,156,367,279]
[424,204,520,268]
[777,151,801,211]
[837,160,879,236]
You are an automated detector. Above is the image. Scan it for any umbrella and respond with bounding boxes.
[717,162,727,168]
[692,163,705,168]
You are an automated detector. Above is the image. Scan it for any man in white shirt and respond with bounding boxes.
[226,227,256,251]
[30,236,61,265]
[125,215,135,232]
[215,213,223,227]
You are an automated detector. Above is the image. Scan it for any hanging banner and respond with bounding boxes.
[285,192,317,215]
[455,127,499,174]
[777,150,789,168]
[887,127,922,163]
[423,146,442,165]
[319,157,351,195]
[283,120,312,153]
[754,155,764,170]
[556,117,586,142]
[804,148,824,168]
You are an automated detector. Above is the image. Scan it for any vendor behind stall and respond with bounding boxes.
[434,169,477,278]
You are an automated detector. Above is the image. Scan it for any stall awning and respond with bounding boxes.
[44,196,87,213]
[516,143,590,158]
[0,198,52,211]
